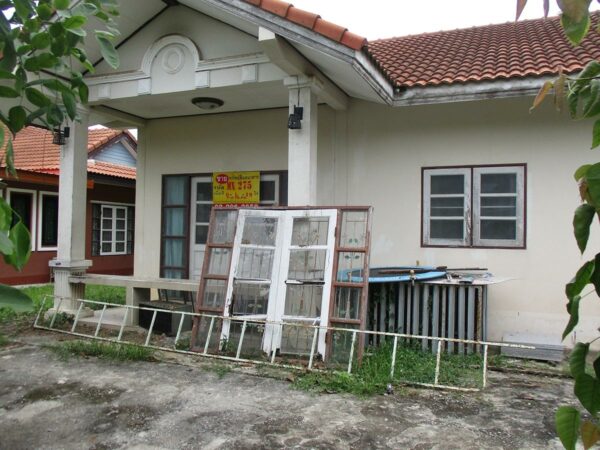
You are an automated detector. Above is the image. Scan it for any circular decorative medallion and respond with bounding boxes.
[161,46,185,74]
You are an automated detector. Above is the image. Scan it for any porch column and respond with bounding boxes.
[284,76,321,206]
[50,109,92,314]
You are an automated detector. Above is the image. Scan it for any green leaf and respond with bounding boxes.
[0,284,33,312]
[589,253,600,297]
[594,354,600,380]
[571,342,590,378]
[73,2,98,16]
[25,87,51,108]
[564,295,581,339]
[46,104,63,126]
[61,90,77,120]
[0,230,13,255]
[31,32,51,50]
[0,86,19,98]
[575,373,600,415]
[581,420,600,449]
[576,164,592,181]
[36,3,53,21]
[13,0,34,20]
[584,162,600,206]
[78,83,88,104]
[574,204,595,253]
[8,106,26,133]
[561,11,591,45]
[64,15,87,29]
[53,0,69,10]
[583,79,600,118]
[592,120,600,149]
[556,406,581,450]
[2,221,31,271]
[566,260,595,299]
[96,35,119,69]
[4,139,16,177]
[67,26,86,37]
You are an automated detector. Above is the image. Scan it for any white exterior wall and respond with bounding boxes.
[138,95,599,346]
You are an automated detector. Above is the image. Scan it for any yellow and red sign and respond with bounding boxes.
[213,171,260,205]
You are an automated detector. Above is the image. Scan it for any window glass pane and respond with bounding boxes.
[195,225,209,245]
[481,173,517,194]
[41,195,58,247]
[336,252,365,282]
[207,248,231,275]
[260,180,276,201]
[430,219,464,240]
[431,174,464,195]
[116,219,125,230]
[333,287,362,320]
[163,269,184,279]
[102,207,113,218]
[116,208,126,219]
[101,243,111,253]
[340,211,368,248]
[115,243,125,253]
[164,239,185,267]
[165,177,187,205]
[116,231,125,241]
[232,282,269,315]
[281,321,314,355]
[291,217,329,246]
[202,279,226,309]
[102,218,112,229]
[330,324,359,366]
[237,248,274,279]
[10,192,32,230]
[102,231,112,241]
[241,217,278,246]
[164,208,185,236]
[288,249,326,281]
[430,197,464,217]
[481,197,517,217]
[480,219,517,240]
[211,210,238,244]
[196,204,211,223]
[196,182,212,202]
[284,285,323,317]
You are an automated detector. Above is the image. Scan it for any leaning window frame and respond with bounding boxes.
[472,165,526,248]
[37,191,59,251]
[422,167,471,247]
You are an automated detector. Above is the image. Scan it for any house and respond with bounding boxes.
[0,126,137,285]
[31,0,600,348]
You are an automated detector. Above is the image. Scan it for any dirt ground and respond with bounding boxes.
[0,333,577,450]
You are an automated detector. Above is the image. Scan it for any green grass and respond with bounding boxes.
[294,341,484,396]
[19,284,126,311]
[0,332,8,347]
[204,362,232,379]
[47,340,155,362]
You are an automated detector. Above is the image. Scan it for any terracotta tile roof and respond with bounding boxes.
[242,0,367,50]
[367,14,600,88]
[1,126,136,180]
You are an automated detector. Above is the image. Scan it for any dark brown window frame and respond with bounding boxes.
[421,163,527,250]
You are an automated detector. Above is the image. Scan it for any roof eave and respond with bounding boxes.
[392,76,555,107]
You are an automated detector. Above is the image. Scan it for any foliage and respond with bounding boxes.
[521,1,600,448]
[0,282,33,311]
[294,342,483,396]
[0,0,121,272]
[47,340,155,362]
[0,331,7,346]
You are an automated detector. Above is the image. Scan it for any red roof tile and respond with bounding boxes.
[242,0,367,50]
[367,14,600,88]
[1,126,136,180]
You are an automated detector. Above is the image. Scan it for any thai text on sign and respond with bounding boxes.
[212,171,260,205]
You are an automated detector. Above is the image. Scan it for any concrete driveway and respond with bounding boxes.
[0,337,574,450]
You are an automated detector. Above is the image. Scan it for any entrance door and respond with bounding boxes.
[189,177,213,280]
[222,209,337,356]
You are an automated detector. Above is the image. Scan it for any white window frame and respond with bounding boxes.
[37,191,59,251]
[6,188,37,251]
[422,165,526,248]
[473,166,525,248]
[422,168,471,247]
[99,203,129,256]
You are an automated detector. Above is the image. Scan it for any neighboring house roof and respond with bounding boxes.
[242,0,367,50]
[1,126,136,180]
[367,14,600,88]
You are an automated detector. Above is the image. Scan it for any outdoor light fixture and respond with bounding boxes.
[287,106,303,130]
[191,97,224,110]
[52,126,70,145]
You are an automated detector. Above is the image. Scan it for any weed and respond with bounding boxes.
[175,336,190,351]
[20,284,126,311]
[0,333,8,347]
[205,362,232,379]
[47,340,155,362]
[294,341,484,396]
